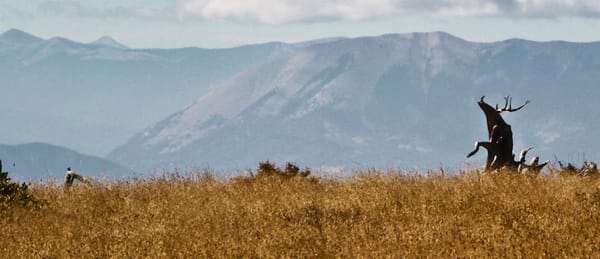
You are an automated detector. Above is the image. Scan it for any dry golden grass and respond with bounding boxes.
[2,168,600,257]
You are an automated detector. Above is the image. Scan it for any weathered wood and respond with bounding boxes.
[64,167,92,187]
[466,95,547,172]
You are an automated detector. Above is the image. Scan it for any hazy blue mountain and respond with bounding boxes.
[89,36,129,49]
[0,29,296,155]
[109,32,600,172]
[0,142,133,181]
[0,29,44,46]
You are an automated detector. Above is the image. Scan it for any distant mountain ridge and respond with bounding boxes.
[0,29,43,46]
[0,29,299,155]
[3,29,599,173]
[109,32,600,172]
[0,142,132,181]
[90,36,128,49]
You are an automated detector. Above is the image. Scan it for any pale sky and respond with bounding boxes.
[2,0,600,49]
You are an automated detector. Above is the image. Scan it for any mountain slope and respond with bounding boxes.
[0,143,132,181]
[109,32,600,172]
[0,29,296,155]
[89,36,128,49]
[0,29,43,47]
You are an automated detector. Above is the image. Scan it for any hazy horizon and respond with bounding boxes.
[2,1,600,48]
[4,27,600,51]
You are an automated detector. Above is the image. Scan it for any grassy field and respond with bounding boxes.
[2,165,600,257]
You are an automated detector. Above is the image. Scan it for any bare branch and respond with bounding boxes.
[496,96,530,112]
[519,147,533,163]
[64,168,93,188]
[529,157,539,167]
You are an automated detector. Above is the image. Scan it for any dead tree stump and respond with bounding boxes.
[467,96,548,172]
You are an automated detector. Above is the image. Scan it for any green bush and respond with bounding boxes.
[0,160,38,210]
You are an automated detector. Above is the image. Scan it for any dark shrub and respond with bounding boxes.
[0,160,38,210]
[256,161,312,179]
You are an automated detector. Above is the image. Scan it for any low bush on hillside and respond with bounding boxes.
[255,160,312,178]
[0,160,38,210]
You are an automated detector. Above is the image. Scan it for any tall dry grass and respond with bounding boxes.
[2,168,600,257]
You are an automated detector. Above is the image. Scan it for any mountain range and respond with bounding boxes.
[0,143,132,181]
[2,29,600,174]
[0,28,296,155]
[109,32,600,171]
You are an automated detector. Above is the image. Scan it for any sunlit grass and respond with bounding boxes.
[2,167,600,257]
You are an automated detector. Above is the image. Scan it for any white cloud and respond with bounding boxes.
[177,0,600,24]
[38,1,172,20]
[397,143,432,153]
[0,4,33,20]
[535,129,560,144]
[177,0,394,24]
